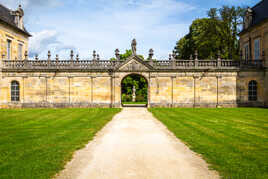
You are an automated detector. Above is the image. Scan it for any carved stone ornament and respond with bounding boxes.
[119,59,149,71]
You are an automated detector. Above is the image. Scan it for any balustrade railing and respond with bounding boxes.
[2,58,264,71]
[1,49,264,71]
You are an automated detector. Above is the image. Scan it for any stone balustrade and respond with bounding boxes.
[1,49,264,71]
[2,58,264,71]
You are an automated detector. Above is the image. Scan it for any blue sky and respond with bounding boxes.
[0,0,259,59]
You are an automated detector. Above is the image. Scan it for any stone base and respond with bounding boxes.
[237,101,266,108]
[149,102,238,108]
[0,102,117,109]
[0,102,266,109]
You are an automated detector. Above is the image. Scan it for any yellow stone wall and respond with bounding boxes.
[0,71,266,108]
[240,20,268,65]
[237,71,266,105]
[173,76,194,104]
[0,23,29,60]
[239,20,268,107]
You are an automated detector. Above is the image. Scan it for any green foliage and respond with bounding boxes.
[121,74,148,102]
[122,93,132,102]
[0,108,120,179]
[110,49,145,61]
[150,108,268,179]
[175,5,246,60]
[120,49,132,60]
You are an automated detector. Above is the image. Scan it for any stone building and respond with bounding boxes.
[238,0,268,107]
[240,0,268,62]
[0,4,31,60]
[0,2,267,109]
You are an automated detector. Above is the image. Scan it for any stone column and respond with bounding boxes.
[171,76,175,107]
[113,76,120,108]
[147,73,151,108]
[110,74,114,108]
[216,76,222,107]
[265,70,268,107]
[193,76,198,107]
[22,76,26,103]
[45,77,48,103]
[263,49,268,107]
[91,77,94,106]
[68,77,72,105]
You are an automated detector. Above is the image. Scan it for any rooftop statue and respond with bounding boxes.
[131,39,137,55]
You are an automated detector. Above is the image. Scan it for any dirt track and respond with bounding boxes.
[56,108,219,179]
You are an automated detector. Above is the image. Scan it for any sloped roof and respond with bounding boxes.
[251,0,268,26]
[0,4,31,37]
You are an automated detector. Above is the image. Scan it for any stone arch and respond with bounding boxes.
[120,73,149,107]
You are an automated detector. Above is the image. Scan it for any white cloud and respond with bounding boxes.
[0,0,61,9]
[29,30,75,58]
[48,0,194,59]
[1,0,195,59]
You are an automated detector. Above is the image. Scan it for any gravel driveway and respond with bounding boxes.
[56,108,219,179]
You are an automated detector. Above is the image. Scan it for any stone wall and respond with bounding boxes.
[148,72,237,108]
[0,53,267,108]
[0,23,29,60]
[240,19,268,67]
[1,70,266,108]
[237,70,267,107]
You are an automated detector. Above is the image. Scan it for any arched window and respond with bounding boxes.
[11,81,20,102]
[248,80,257,101]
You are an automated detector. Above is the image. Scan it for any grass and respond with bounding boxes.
[0,108,121,179]
[149,108,268,179]
[122,101,147,105]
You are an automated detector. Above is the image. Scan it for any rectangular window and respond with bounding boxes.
[18,44,23,60]
[244,43,249,60]
[254,38,260,60]
[7,40,11,60]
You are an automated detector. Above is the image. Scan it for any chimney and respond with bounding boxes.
[243,8,253,29]
[13,5,24,29]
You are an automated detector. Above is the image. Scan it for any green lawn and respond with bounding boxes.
[0,108,120,179]
[149,108,268,179]
[122,101,147,105]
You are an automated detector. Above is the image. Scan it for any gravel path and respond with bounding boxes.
[56,108,219,179]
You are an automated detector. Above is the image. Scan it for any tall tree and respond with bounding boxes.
[175,18,226,59]
[208,8,218,20]
[174,5,246,60]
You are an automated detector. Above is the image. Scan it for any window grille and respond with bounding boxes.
[248,80,257,101]
[11,81,20,102]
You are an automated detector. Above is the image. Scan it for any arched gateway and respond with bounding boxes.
[0,39,267,108]
[121,73,148,107]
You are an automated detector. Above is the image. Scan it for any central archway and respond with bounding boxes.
[121,74,148,107]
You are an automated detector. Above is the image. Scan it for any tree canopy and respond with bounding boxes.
[110,49,144,61]
[121,74,148,102]
[174,6,246,60]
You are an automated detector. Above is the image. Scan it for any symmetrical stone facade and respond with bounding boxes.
[0,42,267,108]
[0,4,30,61]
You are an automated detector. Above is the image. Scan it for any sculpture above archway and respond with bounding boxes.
[117,55,153,72]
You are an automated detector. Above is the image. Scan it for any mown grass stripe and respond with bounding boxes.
[150,108,268,179]
[0,108,121,179]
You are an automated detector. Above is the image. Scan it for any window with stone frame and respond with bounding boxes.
[248,80,257,101]
[7,39,12,60]
[254,38,261,60]
[244,43,249,60]
[18,43,23,60]
[11,81,20,102]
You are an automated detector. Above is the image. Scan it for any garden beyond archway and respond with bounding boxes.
[121,74,148,107]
